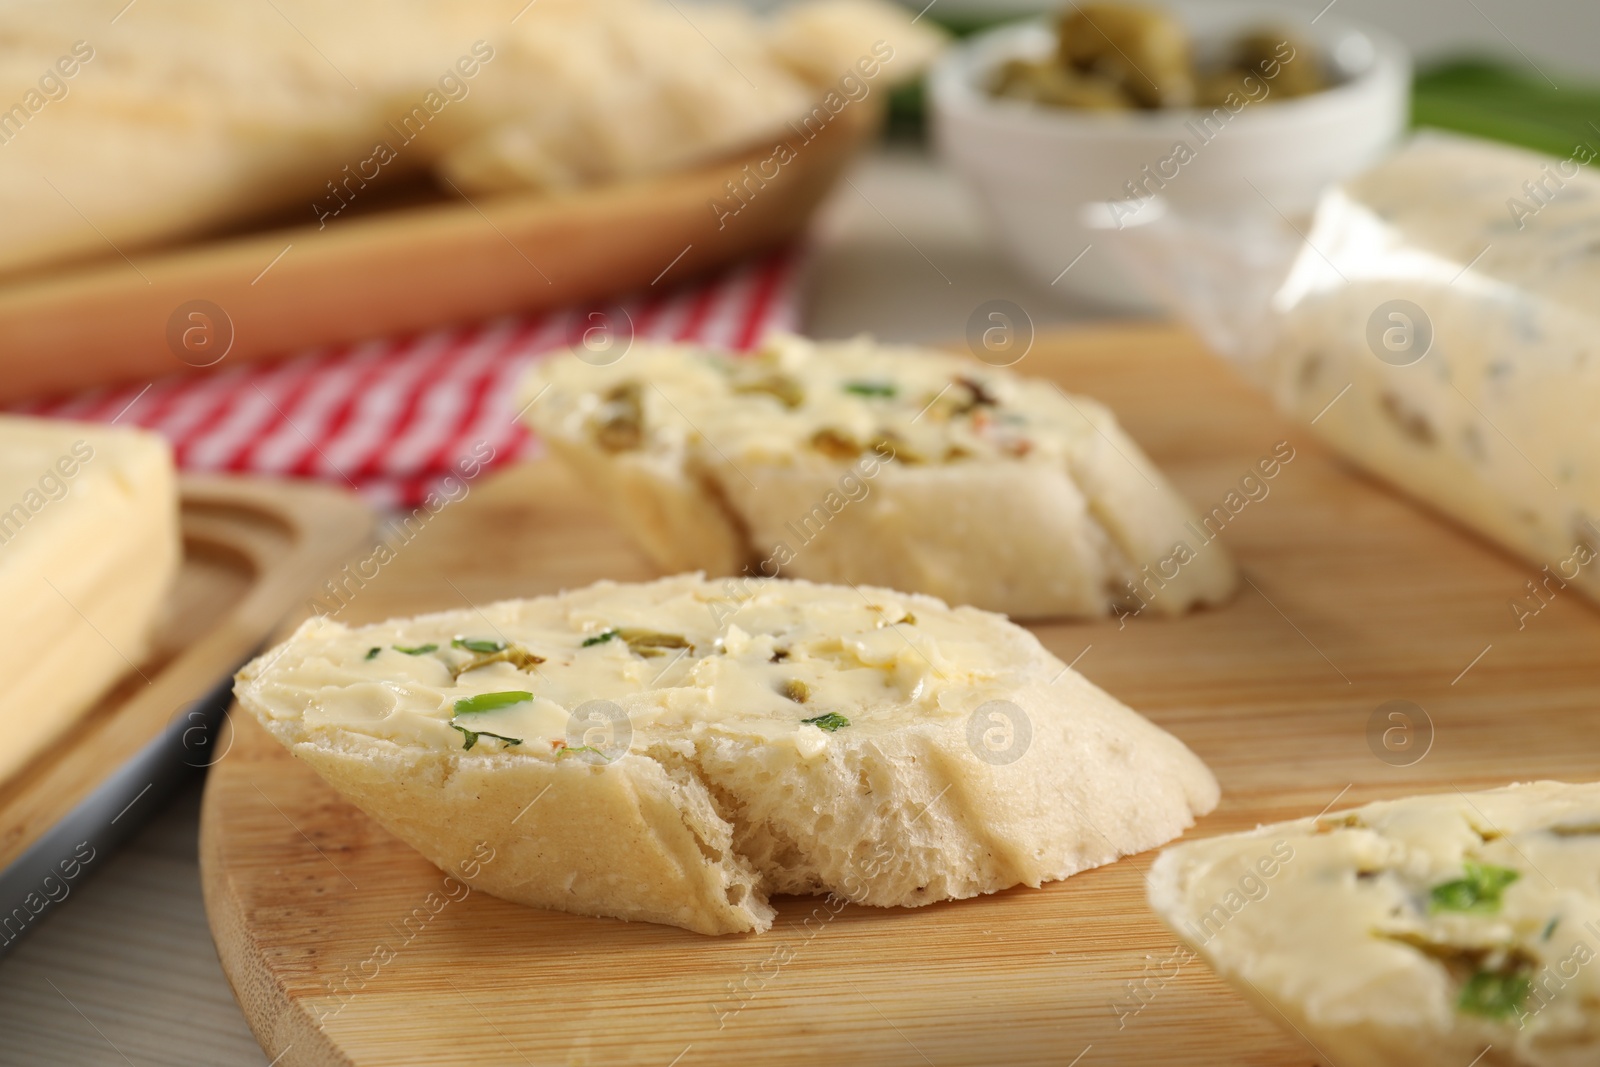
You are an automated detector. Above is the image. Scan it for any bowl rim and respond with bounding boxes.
[929,3,1411,135]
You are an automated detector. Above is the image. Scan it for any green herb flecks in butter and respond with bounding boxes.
[449,723,524,751]
[365,646,381,660]
[1430,862,1521,915]
[394,643,438,655]
[616,629,691,658]
[594,381,644,452]
[453,690,535,715]
[580,628,688,657]
[453,637,505,654]
[452,644,545,679]
[801,712,850,732]
[843,380,897,398]
[1457,968,1532,1020]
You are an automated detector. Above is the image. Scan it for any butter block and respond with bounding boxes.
[0,417,179,782]
[1269,133,1600,608]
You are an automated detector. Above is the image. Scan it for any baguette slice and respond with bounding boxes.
[1147,782,1600,1067]
[519,335,1236,620]
[235,574,1219,935]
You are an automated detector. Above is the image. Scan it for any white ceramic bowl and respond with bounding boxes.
[929,2,1410,310]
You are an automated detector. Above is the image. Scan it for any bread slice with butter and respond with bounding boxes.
[0,417,179,782]
[235,574,1219,935]
[1147,781,1600,1066]
[519,335,1237,620]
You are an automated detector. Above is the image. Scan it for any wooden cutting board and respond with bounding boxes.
[199,324,1600,1067]
[0,103,877,404]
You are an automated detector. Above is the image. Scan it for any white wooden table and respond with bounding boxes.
[0,146,1111,1066]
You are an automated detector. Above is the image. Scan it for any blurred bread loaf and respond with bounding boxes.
[0,0,940,275]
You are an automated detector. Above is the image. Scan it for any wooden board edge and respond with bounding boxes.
[200,767,354,1067]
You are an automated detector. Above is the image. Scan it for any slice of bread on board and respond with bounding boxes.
[237,574,1219,934]
[521,335,1237,620]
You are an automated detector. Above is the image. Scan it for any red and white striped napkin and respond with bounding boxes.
[8,251,801,508]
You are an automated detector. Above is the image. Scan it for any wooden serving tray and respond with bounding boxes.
[198,325,1600,1066]
[0,103,878,404]
[0,477,370,957]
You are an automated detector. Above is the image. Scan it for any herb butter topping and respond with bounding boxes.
[528,334,1120,470]
[238,575,1037,760]
[1151,782,1600,1049]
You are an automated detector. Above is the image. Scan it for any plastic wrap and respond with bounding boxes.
[1112,131,1600,609]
